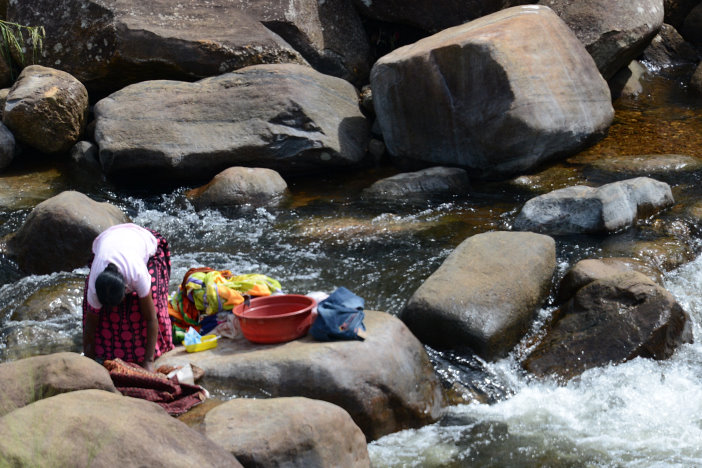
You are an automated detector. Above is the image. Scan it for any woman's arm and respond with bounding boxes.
[139,293,159,372]
[83,312,98,359]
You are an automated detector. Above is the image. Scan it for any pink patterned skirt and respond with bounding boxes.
[82,229,174,364]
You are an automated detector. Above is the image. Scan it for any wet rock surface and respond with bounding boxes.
[400,231,556,360]
[524,270,693,380]
[362,166,470,199]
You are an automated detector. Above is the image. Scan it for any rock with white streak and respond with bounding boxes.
[370,5,613,180]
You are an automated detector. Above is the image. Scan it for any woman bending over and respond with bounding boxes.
[83,223,174,371]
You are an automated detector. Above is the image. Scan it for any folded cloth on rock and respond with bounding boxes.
[310,287,367,341]
[168,267,281,342]
[104,359,207,416]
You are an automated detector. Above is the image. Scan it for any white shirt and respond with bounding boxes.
[87,223,158,309]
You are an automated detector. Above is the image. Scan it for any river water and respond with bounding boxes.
[0,69,701,465]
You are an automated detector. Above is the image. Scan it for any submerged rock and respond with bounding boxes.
[9,276,84,322]
[94,64,370,183]
[293,214,441,242]
[585,153,702,184]
[400,231,556,361]
[370,5,613,180]
[524,270,693,380]
[6,191,129,274]
[158,311,444,441]
[0,165,70,211]
[0,389,242,467]
[362,166,470,200]
[205,397,370,467]
[600,235,696,273]
[513,177,674,235]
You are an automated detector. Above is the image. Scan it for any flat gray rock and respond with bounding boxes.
[94,64,370,184]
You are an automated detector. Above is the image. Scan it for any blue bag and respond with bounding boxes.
[310,287,367,341]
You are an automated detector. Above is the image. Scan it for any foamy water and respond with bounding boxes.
[369,255,702,467]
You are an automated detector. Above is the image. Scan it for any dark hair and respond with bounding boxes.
[95,263,125,308]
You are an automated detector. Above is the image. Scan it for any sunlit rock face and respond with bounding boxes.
[370,5,614,180]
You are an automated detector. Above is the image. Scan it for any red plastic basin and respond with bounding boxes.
[233,294,316,344]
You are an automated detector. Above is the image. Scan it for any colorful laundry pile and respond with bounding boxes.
[104,358,207,416]
[168,267,281,343]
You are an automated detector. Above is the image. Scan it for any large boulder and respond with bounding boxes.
[351,0,531,33]
[94,64,370,184]
[0,352,117,417]
[370,5,613,180]
[186,166,288,209]
[0,389,242,467]
[513,177,674,235]
[399,231,556,360]
[362,166,470,200]
[8,0,306,98]
[3,65,88,154]
[6,191,129,274]
[539,0,664,80]
[234,0,371,84]
[158,311,444,441]
[523,270,693,380]
[205,397,370,467]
